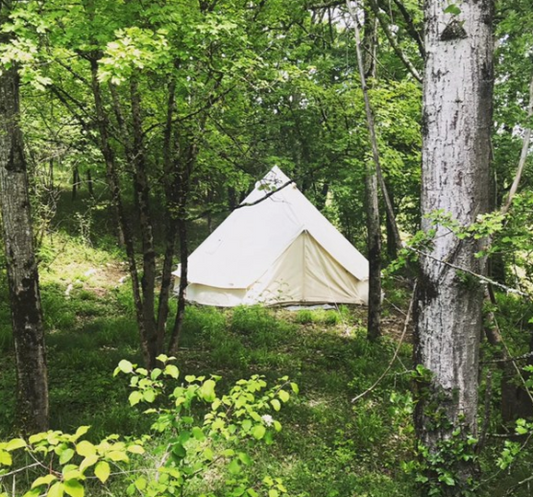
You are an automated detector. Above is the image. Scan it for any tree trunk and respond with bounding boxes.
[348,2,383,340]
[414,0,493,490]
[72,166,80,201]
[86,169,94,198]
[130,78,158,367]
[89,57,153,367]
[0,45,49,432]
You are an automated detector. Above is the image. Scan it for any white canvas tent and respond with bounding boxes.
[173,167,369,306]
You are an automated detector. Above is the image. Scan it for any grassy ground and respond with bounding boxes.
[3,179,529,496]
[0,221,417,495]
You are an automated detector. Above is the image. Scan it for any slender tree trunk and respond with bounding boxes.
[89,57,153,367]
[156,79,178,352]
[72,167,80,201]
[86,169,94,197]
[349,2,383,340]
[0,39,49,432]
[130,78,158,366]
[414,0,493,490]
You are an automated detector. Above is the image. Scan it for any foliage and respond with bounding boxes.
[0,356,295,497]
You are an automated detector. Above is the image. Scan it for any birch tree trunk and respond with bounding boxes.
[414,0,493,489]
[0,2,49,431]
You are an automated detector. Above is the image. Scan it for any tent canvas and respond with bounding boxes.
[173,167,369,306]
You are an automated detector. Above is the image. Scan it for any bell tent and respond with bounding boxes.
[173,167,369,307]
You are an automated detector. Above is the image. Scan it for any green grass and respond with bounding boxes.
[0,236,418,495]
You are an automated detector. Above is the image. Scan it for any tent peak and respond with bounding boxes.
[255,166,293,193]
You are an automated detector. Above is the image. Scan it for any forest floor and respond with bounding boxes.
[0,187,530,496]
[0,224,419,496]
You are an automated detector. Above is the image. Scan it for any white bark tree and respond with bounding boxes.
[414,0,493,489]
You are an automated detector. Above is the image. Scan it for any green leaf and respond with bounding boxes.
[252,425,266,440]
[32,475,57,488]
[290,383,299,394]
[106,451,129,462]
[117,360,133,374]
[127,444,145,455]
[79,454,99,472]
[143,389,156,403]
[59,448,75,465]
[151,368,162,380]
[192,427,205,441]
[128,391,143,406]
[164,364,179,379]
[278,390,290,403]
[238,452,252,465]
[270,399,281,411]
[0,450,12,466]
[64,479,84,497]
[228,458,241,475]
[94,461,111,484]
[134,477,147,491]
[76,441,96,457]
[47,482,65,497]
[72,426,90,442]
[247,489,259,497]
[199,379,216,402]
[443,4,461,16]
[268,490,279,497]
[6,438,26,451]
[22,489,41,497]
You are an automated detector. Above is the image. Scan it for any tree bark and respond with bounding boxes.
[348,1,383,340]
[130,78,158,367]
[0,15,49,432]
[414,0,493,489]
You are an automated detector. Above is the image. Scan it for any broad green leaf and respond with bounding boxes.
[60,448,75,464]
[6,438,26,451]
[199,379,216,402]
[76,441,96,457]
[63,467,82,481]
[228,458,241,475]
[238,452,252,465]
[127,444,145,455]
[143,389,156,403]
[72,426,90,442]
[22,489,41,497]
[80,454,99,472]
[151,368,162,380]
[32,475,57,488]
[64,479,84,497]
[94,461,111,484]
[164,364,179,379]
[278,390,290,403]
[0,450,12,466]
[134,477,147,491]
[47,482,64,497]
[117,360,133,374]
[268,490,279,497]
[128,391,143,406]
[247,489,259,497]
[252,425,266,440]
[270,399,281,411]
[106,451,129,462]
[192,427,205,441]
